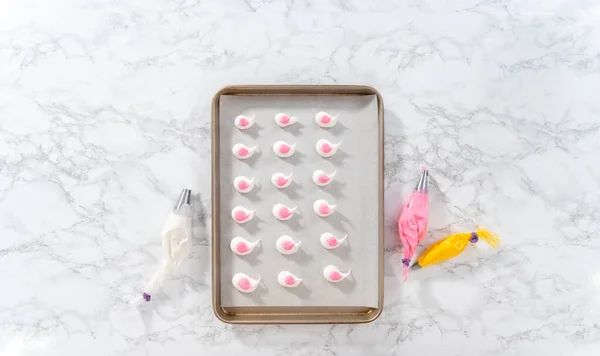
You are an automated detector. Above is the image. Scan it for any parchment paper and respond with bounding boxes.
[218,94,379,307]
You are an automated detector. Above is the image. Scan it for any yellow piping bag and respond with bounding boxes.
[412,227,499,270]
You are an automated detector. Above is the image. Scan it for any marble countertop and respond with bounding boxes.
[1,0,600,355]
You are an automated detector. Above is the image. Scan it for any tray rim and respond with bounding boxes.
[211,85,384,324]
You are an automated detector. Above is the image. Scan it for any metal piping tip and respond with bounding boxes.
[410,262,422,271]
[414,169,429,192]
[174,189,192,210]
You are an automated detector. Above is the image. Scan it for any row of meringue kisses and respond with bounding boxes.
[234,111,340,130]
[234,169,336,193]
[233,265,352,293]
[231,199,337,223]
[231,233,348,257]
[232,139,342,160]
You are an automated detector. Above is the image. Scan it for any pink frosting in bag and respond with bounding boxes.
[398,191,428,281]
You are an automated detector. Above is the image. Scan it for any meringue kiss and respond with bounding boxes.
[274,113,297,127]
[232,143,258,160]
[271,172,293,189]
[323,265,351,283]
[234,115,255,130]
[273,141,296,158]
[277,271,302,288]
[233,176,255,193]
[315,111,338,128]
[312,170,336,187]
[320,232,347,250]
[231,206,255,223]
[232,273,260,293]
[313,199,336,217]
[230,237,260,256]
[276,235,301,255]
[272,203,297,221]
[315,139,341,158]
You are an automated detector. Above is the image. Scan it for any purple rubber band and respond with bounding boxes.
[469,232,479,243]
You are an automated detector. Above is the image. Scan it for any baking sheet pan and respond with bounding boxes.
[212,85,384,324]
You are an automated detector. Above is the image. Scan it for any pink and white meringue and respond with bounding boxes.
[315,111,338,128]
[313,199,336,217]
[273,141,296,158]
[232,143,258,160]
[315,139,341,158]
[312,170,336,187]
[272,203,297,221]
[233,176,255,193]
[271,172,293,189]
[230,236,261,256]
[320,232,347,250]
[277,271,302,288]
[234,115,255,130]
[231,206,255,224]
[275,235,301,255]
[323,265,351,283]
[274,113,297,127]
[232,273,260,293]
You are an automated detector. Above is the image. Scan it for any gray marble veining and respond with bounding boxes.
[1,0,600,355]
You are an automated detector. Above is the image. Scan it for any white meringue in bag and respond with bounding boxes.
[141,192,192,302]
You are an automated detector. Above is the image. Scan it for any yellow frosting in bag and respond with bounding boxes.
[416,227,499,268]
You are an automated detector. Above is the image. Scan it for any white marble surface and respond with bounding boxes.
[1,0,600,355]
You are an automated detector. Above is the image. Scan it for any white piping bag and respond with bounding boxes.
[142,189,192,302]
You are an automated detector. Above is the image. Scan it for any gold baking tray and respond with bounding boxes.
[211,85,384,324]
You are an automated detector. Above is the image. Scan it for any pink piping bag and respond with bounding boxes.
[398,169,429,281]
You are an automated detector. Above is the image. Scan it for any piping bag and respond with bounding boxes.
[141,188,193,302]
[398,168,429,281]
[412,227,499,270]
